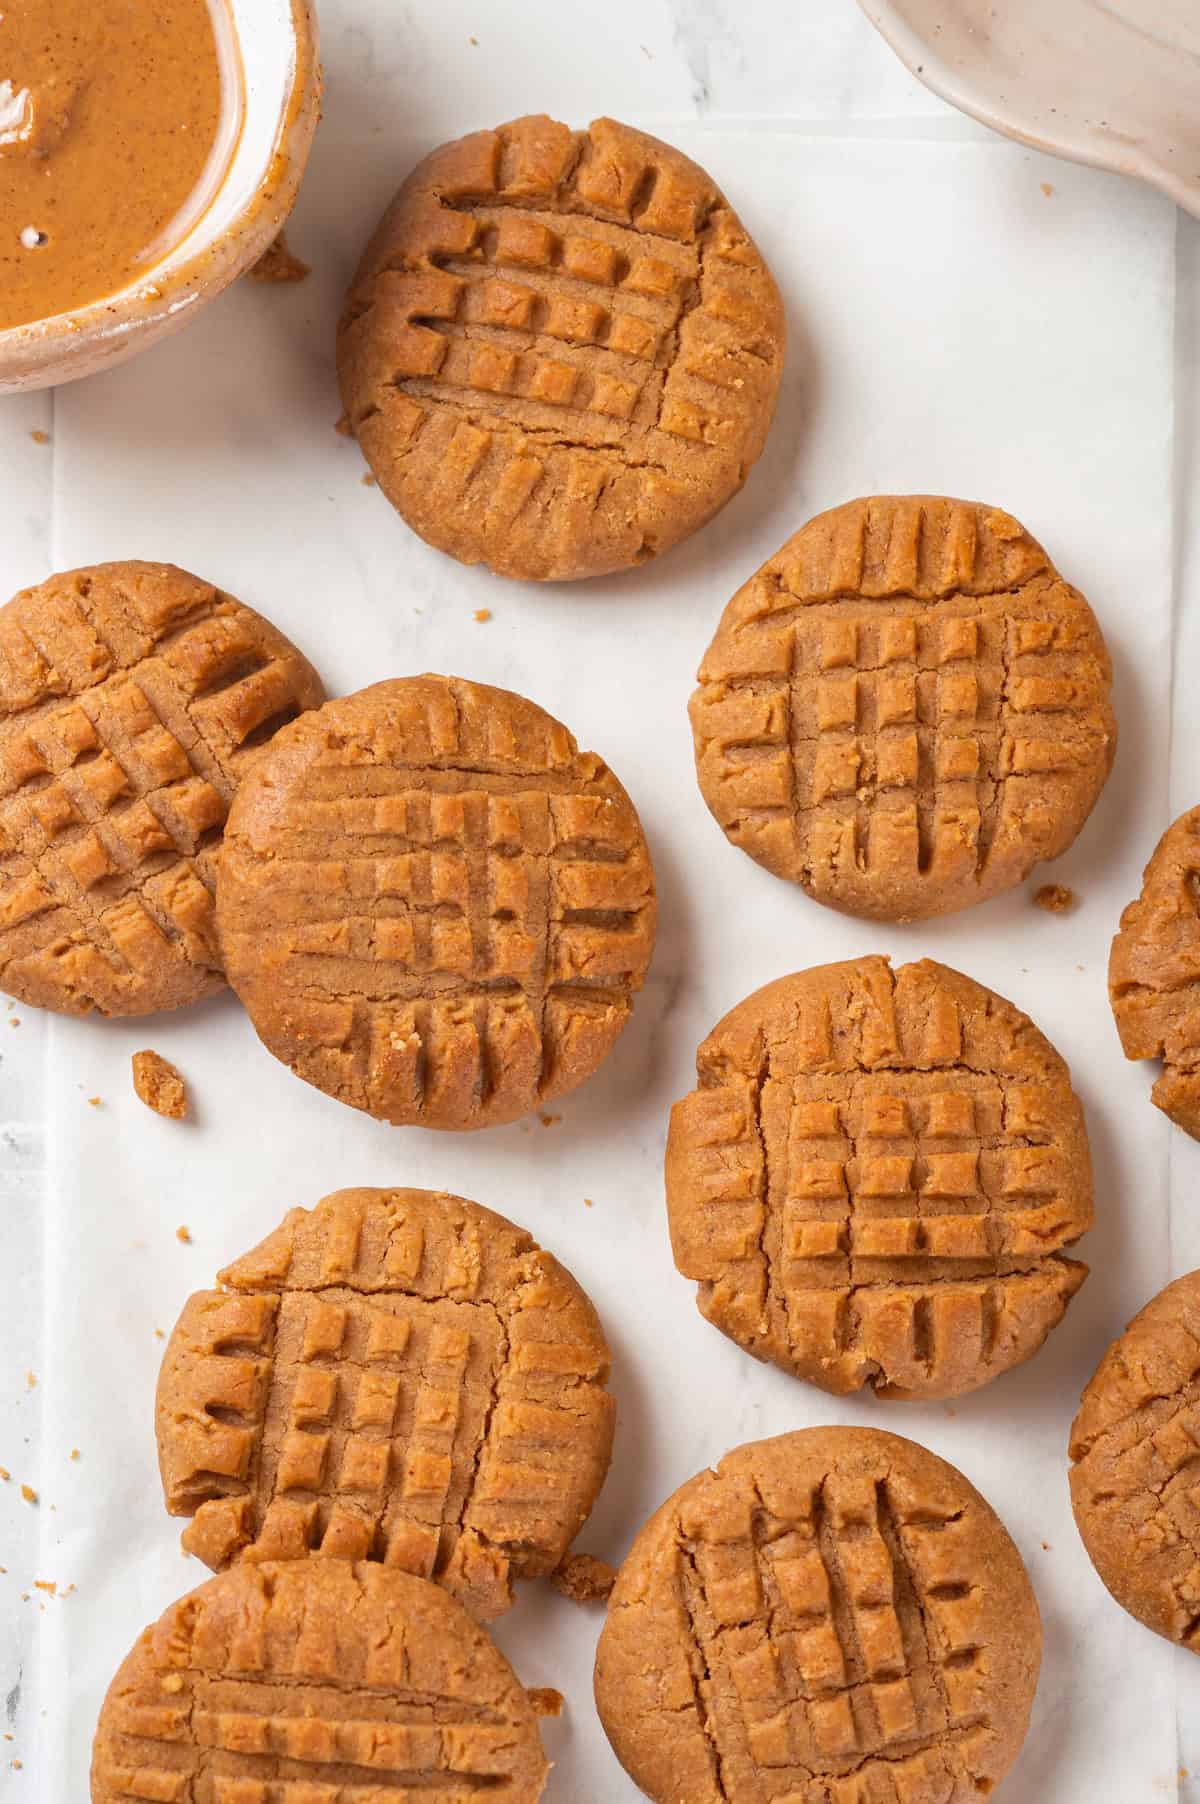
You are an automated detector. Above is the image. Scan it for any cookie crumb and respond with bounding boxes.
[132,1050,189,1119]
[468,33,478,44]
[1041,1541,1051,1551]
[551,1551,616,1604]
[1041,181,1054,197]
[9,1017,19,1027]
[473,608,492,623]
[87,1096,102,1107]
[20,1485,36,1504]
[69,1449,79,1461]
[0,1467,9,1481]
[175,1225,192,1244]
[248,230,310,283]
[154,1328,165,1340]
[30,429,50,445]
[584,1197,594,1208]
[34,1580,56,1596]
[361,472,378,487]
[528,1687,563,1718]
[1033,883,1075,914]
[539,1112,562,1128]
[25,1371,36,1389]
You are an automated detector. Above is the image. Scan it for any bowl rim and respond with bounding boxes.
[858,0,1200,221]
[0,0,321,388]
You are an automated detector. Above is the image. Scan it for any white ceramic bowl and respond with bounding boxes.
[860,0,1200,220]
[0,0,321,394]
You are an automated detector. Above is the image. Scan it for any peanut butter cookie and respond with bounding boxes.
[595,1426,1041,1804]
[337,113,785,581]
[216,674,657,1128]
[666,957,1091,1399]
[691,496,1115,920]
[0,562,323,1015]
[1109,805,1200,1139]
[1070,1269,1200,1650]
[156,1186,614,1621]
[91,1559,549,1803]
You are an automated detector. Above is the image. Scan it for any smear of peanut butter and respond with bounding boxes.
[0,0,236,330]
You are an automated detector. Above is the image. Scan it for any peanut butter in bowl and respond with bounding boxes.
[0,0,244,331]
[0,0,320,393]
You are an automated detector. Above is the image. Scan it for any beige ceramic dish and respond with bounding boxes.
[860,0,1200,219]
[0,0,321,395]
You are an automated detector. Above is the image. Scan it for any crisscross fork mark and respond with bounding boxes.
[674,1489,988,1797]
[246,1289,494,1571]
[238,788,645,1106]
[100,1676,520,1801]
[781,1069,1065,1293]
[1,681,218,977]
[1,589,315,999]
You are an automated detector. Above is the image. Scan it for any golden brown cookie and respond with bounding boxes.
[1069,1269,1200,1650]
[0,562,323,1016]
[666,956,1091,1400]
[216,674,657,1129]
[690,496,1116,920]
[337,113,785,581]
[1109,805,1200,1139]
[91,1558,549,1804]
[156,1186,614,1621]
[595,1426,1041,1804]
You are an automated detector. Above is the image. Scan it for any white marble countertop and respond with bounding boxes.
[2,0,1200,1797]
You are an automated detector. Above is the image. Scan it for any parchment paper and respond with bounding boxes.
[1,2,1196,1797]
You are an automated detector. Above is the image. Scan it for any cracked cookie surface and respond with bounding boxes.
[594,1426,1040,1804]
[1109,804,1200,1139]
[156,1187,614,1621]
[91,1557,549,1803]
[0,562,323,1016]
[337,113,785,581]
[1070,1269,1200,1650]
[215,673,657,1129]
[666,956,1091,1400]
[690,496,1115,920]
